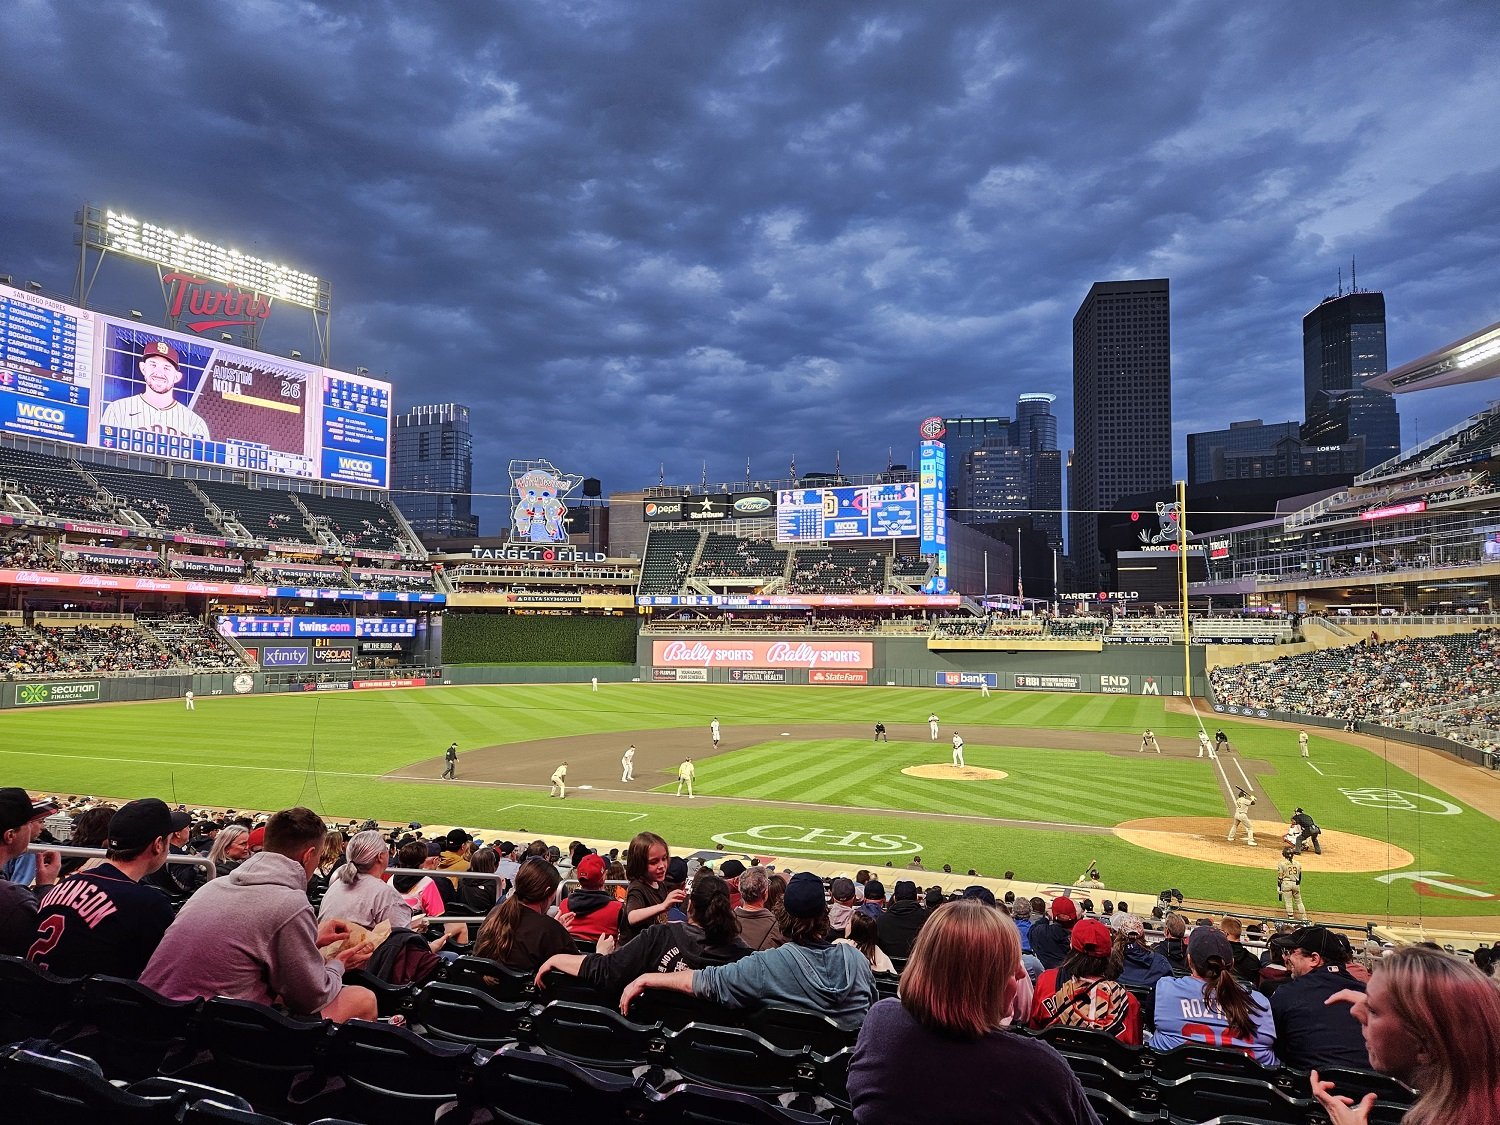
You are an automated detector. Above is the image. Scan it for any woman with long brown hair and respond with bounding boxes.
[1148,926,1278,1065]
[1312,946,1500,1125]
[472,857,577,972]
[847,899,1099,1124]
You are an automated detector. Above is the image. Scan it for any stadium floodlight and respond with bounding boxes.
[1455,336,1500,369]
[81,207,328,312]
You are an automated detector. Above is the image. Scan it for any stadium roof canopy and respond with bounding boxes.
[1367,319,1500,394]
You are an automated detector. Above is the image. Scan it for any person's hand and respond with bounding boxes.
[1324,988,1363,1009]
[664,888,686,909]
[317,918,352,948]
[337,940,375,971]
[619,975,650,1015]
[556,910,577,930]
[34,850,62,886]
[534,955,562,989]
[422,856,441,870]
[1311,1070,1376,1124]
[597,934,617,955]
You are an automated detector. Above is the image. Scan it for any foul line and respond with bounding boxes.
[1308,762,1325,776]
[496,803,646,822]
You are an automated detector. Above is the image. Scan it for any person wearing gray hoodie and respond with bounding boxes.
[620,871,877,1030]
[141,807,377,1023]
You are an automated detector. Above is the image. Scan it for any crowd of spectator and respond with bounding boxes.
[0,537,51,569]
[0,622,59,677]
[1210,630,1500,734]
[2,792,1498,1123]
[61,548,169,579]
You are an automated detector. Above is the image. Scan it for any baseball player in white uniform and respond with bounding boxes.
[928,713,940,740]
[1298,729,1309,758]
[979,679,991,697]
[550,762,568,799]
[1198,730,1216,759]
[184,690,195,711]
[950,733,965,768]
[677,758,696,798]
[1227,789,1257,845]
[101,341,211,440]
[621,744,635,782]
[710,718,720,748]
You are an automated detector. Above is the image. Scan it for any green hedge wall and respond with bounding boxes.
[442,613,639,664]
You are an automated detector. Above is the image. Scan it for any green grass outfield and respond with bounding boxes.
[1,683,1497,921]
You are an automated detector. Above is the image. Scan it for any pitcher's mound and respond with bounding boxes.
[1114,817,1414,872]
[902,764,1008,781]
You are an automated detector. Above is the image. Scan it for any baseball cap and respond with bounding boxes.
[961,885,997,908]
[1051,896,1079,921]
[107,798,178,851]
[446,828,471,849]
[0,788,59,833]
[830,876,856,901]
[1188,926,1235,970]
[863,878,886,901]
[1288,925,1352,963]
[247,825,266,850]
[1114,913,1146,937]
[666,856,689,885]
[499,841,516,855]
[140,340,182,369]
[892,879,918,901]
[576,853,607,888]
[1070,918,1114,957]
[718,858,746,878]
[783,872,828,918]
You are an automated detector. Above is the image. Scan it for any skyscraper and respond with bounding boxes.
[1301,290,1401,471]
[1069,279,1172,591]
[391,403,479,538]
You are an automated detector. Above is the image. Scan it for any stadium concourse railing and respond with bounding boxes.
[26,843,215,884]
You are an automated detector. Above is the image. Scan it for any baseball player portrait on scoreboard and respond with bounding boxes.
[100,339,211,440]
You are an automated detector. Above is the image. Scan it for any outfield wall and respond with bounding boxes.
[636,634,1207,696]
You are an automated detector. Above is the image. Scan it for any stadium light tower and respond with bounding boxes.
[73,203,332,364]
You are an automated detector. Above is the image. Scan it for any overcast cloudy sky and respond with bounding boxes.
[3,1,1498,532]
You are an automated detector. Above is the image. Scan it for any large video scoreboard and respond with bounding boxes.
[776,482,921,542]
[0,282,391,488]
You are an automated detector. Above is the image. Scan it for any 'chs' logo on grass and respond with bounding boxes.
[712,825,920,858]
[1338,788,1462,816]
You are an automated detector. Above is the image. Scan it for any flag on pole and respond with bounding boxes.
[789,454,796,480]
[658,462,664,486]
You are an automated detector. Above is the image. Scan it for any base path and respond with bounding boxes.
[1115,816,1415,873]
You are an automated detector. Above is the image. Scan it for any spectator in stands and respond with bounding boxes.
[141,807,376,1023]
[316,830,413,931]
[561,853,622,941]
[730,865,784,951]
[144,809,205,898]
[1114,914,1173,990]
[620,871,877,1030]
[1149,926,1279,1065]
[828,875,858,935]
[1030,917,1141,1044]
[838,908,896,974]
[1220,914,1265,981]
[438,828,472,883]
[859,878,886,919]
[875,878,927,959]
[1153,911,1189,974]
[390,839,468,951]
[0,789,59,956]
[1271,925,1370,1073]
[472,857,577,972]
[1312,946,1500,1125]
[306,829,347,903]
[26,798,181,979]
[58,804,115,877]
[1010,895,1034,952]
[459,847,500,916]
[538,872,748,995]
[848,900,1100,1125]
[618,831,683,944]
[208,824,250,877]
[1029,895,1079,969]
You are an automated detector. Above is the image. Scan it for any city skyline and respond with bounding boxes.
[2,3,1497,533]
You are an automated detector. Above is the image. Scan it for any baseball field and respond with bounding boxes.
[3,682,1497,925]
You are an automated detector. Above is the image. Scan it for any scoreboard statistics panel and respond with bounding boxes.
[0,282,392,488]
[776,482,921,543]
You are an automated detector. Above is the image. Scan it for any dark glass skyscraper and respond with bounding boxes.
[1069,279,1172,591]
[391,403,478,538]
[1301,291,1401,471]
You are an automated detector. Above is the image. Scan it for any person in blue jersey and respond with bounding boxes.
[1149,925,1279,1066]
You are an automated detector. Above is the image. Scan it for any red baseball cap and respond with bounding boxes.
[140,340,182,369]
[1070,918,1114,957]
[247,825,266,850]
[576,853,607,887]
[1051,896,1079,921]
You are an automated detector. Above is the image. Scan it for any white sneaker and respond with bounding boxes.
[1247,842,1257,847]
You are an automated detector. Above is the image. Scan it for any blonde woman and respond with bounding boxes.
[207,824,250,877]
[1313,946,1500,1125]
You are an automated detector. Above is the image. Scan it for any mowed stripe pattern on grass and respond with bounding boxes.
[677,738,1225,825]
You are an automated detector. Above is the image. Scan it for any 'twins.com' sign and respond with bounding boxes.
[652,640,873,669]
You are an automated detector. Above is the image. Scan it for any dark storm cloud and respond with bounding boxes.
[2,0,1497,531]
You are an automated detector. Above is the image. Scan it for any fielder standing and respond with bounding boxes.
[677,758,696,798]
[1298,729,1310,758]
[710,718,720,748]
[1198,729,1216,759]
[184,690,195,712]
[550,761,568,800]
[621,744,635,782]
[1140,729,1159,753]
[950,733,965,768]
[874,722,888,742]
[979,679,991,698]
[928,712,940,741]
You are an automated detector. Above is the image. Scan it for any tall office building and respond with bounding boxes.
[1301,290,1401,471]
[391,403,479,538]
[943,397,1062,549]
[1069,279,1172,591]
[941,416,1014,514]
[1188,419,1302,484]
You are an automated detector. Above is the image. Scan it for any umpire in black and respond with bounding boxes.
[1290,808,1322,854]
